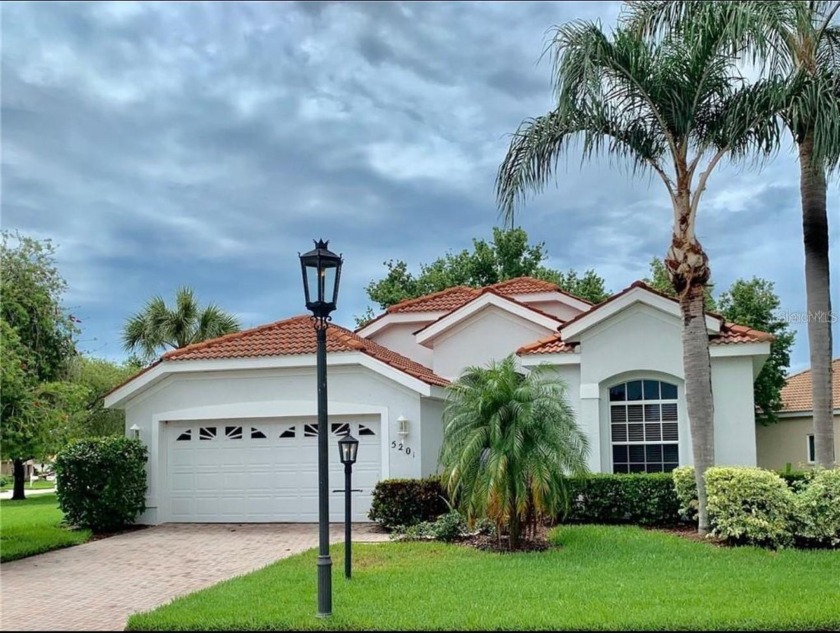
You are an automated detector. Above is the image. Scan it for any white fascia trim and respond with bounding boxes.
[105,351,434,408]
[561,287,721,341]
[514,291,592,312]
[415,293,560,347]
[355,311,448,338]
[709,341,771,358]
[519,352,581,367]
[776,408,840,419]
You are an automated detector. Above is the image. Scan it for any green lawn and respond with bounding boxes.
[0,479,56,492]
[127,525,840,631]
[0,493,91,562]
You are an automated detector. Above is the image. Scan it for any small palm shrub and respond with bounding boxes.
[794,469,840,548]
[439,356,589,549]
[705,467,796,548]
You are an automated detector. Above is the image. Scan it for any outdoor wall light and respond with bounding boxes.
[129,424,140,440]
[397,415,409,437]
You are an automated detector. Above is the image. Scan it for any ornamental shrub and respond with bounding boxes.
[561,473,681,526]
[793,469,840,548]
[705,467,795,548]
[54,436,148,533]
[672,466,699,522]
[368,476,449,530]
[395,509,468,542]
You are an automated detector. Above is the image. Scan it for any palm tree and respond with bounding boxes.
[496,20,784,533]
[122,286,240,362]
[624,0,839,468]
[439,356,589,550]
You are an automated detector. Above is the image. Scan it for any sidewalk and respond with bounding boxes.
[0,487,56,500]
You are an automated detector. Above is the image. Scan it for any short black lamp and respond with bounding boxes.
[299,238,343,618]
[337,433,359,579]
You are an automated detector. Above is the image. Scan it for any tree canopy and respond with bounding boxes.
[359,227,609,326]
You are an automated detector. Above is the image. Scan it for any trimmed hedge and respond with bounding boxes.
[55,436,148,533]
[793,469,840,547]
[561,473,681,527]
[368,476,449,530]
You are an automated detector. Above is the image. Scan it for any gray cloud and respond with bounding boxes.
[1,0,836,372]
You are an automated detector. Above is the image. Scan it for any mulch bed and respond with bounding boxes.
[649,524,727,547]
[457,524,553,553]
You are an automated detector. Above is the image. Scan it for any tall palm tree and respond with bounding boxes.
[496,20,784,533]
[439,356,589,549]
[122,286,240,362]
[625,0,839,467]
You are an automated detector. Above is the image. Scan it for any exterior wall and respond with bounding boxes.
[564,303,757,473]
[710,356,758,466]
[123,365,437,524]
[523,300,585,322]
[420,398,446,477]
[430,306,554,380]
[368,321,434,368]
[756,414,840,470]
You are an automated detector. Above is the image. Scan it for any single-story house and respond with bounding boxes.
[756,358,840,470]
[105,277,772,524]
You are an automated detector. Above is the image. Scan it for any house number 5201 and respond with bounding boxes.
[391,441,415,457]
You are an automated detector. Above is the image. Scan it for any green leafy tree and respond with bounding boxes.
[495,19,784,534]
[123,286,241,362]
[626,0,839,468]
[718,279,795,424]
[359,227,609,325]
[67,357,139,438]
[439,356,589,550]
[1,233,79,500]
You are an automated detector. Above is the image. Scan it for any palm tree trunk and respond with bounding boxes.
[12,458,26,501]
[680,283,715,535]
[798,131,835,467]
[667,191,715,536]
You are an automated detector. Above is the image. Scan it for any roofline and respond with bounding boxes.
[104,352,442,409]
[413,289,561,345]
[777,408,840,418]
[355,310,448,338]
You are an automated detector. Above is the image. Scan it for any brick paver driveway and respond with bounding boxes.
[0,523,389,631]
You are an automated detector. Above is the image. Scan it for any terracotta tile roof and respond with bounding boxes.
[386,286,478,314]
[517,333,577,355]
[710,323,775,346]
[383,276,591,317]
[780,358,840,413]
[162,315,449,387]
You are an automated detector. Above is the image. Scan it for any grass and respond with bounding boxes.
[127,525,840,631]
[0,479,56,492]
[0,493,91,562]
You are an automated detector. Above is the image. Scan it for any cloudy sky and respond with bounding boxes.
[2,1,838,372]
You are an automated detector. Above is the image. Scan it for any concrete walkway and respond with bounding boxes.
[0,523,389,631]
[0,487,56,500]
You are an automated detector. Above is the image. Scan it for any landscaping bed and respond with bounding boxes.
[126,524,840,631]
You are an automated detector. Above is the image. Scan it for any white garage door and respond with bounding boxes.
[166,417,381,522]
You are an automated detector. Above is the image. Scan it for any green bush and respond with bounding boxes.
[561,473,681,527]
[793,469,840,548]
[54,436,148,533]
[705,467,795,548]
[394,509,467,542]
[368,476,449,530]
[672,466,698,522]
[0,475,9,488]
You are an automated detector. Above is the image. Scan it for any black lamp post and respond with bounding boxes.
[299,238,343,618]
[337,433,359,579]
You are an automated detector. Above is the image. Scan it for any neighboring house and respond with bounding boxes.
[756,358,840,470]
[105,277,772,524]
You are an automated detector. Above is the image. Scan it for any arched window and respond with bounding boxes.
[609,379,679,473]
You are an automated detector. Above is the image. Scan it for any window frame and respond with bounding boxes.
[807,434,815,464]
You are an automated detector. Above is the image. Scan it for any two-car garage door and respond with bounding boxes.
[166,417,381,522]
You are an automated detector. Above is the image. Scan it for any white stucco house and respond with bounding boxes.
[105,276,772,524]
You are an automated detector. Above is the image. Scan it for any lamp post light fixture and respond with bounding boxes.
[299,239,343,618]
[337,433,359,579]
